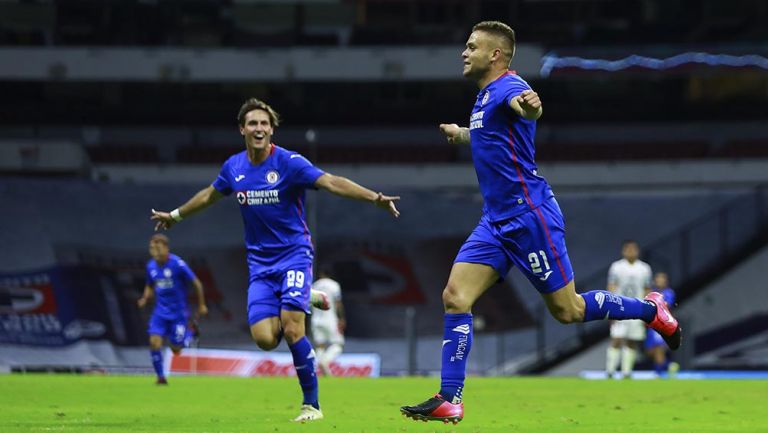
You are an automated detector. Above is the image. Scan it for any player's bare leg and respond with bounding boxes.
[401,262,498,424]
[282,309,323,422]
[249,316,283,350]
[606,337,623,378]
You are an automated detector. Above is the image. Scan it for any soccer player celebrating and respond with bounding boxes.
[645,272,679,377]
[150,98,399,422]
[137,234,208,385]
[310,269,346,375]
[606,240,652,379]
[400,21,681,424]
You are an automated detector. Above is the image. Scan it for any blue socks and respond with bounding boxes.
[150,350,164,379]
[289,337,319,409]
[581,290,656,322]
[439,313,473,404]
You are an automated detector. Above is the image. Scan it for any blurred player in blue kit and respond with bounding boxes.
[137,233,208,385]
[645,272,679,377]
[400,21,682,424]
[150,98,400,422]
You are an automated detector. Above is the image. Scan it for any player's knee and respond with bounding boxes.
[149,337,163,350]
[283,322,305,344]
[442,285,470,313]
[549,305,580,324]
[250,329,280,350]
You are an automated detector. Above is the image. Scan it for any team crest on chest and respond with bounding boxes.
[163,268,172,278]
[266,170,280,184]
[236,191,247,204]
[481,91,490,106]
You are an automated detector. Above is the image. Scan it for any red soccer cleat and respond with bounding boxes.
[644,291,682,350]
[400,394,463,424]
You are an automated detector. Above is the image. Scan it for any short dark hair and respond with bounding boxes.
[237,98,280,128]
[622,239,639,248]
[150,233,169,246]
[472,21,516,61]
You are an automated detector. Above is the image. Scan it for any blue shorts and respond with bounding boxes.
[645,329,666,350]
[454,196,574,293]
[247,261,313,325]
[148,314,188,347]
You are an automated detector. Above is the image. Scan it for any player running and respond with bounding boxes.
[137,234,208,385]
[400,21,681,424]
[605,240,652,379]
[645,272,679,377]
[150,98,399,422]
[310,269,346,375]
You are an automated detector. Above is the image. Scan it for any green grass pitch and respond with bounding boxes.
[1,374,767,432]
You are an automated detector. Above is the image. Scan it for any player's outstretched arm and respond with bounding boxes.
[510,89,543,120]
[192,278,208,318]
[315,173,400,218]
[439,123,470,145]
[150,185,224,231]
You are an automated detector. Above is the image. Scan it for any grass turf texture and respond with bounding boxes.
[1,375,766,433]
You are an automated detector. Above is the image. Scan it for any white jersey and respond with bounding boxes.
[607,258,652,299]
[311,278,342,329]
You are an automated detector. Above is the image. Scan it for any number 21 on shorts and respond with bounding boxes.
[528,250,552,280]
[286,270,305,288]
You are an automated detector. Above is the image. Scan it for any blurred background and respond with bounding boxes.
[1,0,767,377]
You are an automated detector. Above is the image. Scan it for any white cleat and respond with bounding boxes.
[310,290,330,311]
[293,404,324,422]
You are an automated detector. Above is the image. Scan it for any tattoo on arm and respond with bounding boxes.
[458,128,470,145]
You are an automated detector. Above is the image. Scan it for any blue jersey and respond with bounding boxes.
[469,71,553,222]
[212,145,325,275]
[146,254,196,320]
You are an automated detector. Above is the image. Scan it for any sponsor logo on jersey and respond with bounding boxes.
[266,170,280,184]
[469,111,484,130]
[288,290,302,297]
[539,270,553,281]
[235,174,245,182]
[236,189,280,206]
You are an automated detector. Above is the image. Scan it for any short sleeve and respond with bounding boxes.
[177,258,197,283]
[644,265,653,288]
[145,265,152,286]
[331,281,342,300]
[212,159,233,196]
[503,78,533,109]
[287,153,325,189]
[607,263,619,286]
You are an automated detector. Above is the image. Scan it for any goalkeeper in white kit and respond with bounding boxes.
[311,269,346,375]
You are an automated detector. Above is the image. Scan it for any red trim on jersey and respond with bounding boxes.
[296,197,311,241]
[534,207,569,283]
[270,143,276,155]
[506,127,534,208]
[506,128,568,283]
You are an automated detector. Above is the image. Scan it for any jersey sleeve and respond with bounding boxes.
[212,158,233,196]
[607,263,619,287]
[644,265,653,288]
[503,77,533,109]
[287,153,325,189]
[177,258,197,283]
[145,264,152,287]
[330,281,342,300]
